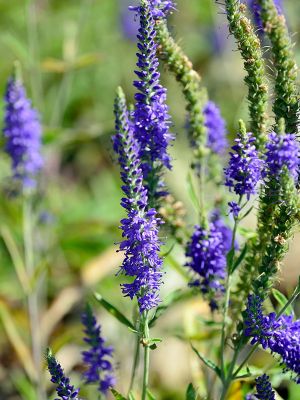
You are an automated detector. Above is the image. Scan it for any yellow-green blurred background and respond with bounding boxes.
[0,1,300,399]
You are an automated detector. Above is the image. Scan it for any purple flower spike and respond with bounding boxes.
[132,2,174,198]
[265,132,299,182]
[81,305,115,394]
[254,374,275,400]
[203,101,228,155]
[185,221,227,310]
[3,76,43,188]
[225,131,263,200]
[113,88,163,313]
[47,349,80,400]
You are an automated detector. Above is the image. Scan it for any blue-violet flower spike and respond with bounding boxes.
[113,87,163,313]
[3,76,43,188]
[225,131,263,200]
[185,221,227,310]
[132,1,174,198]
[203,101,228,155]
[254,374,275,400]
[81,305,115,394]
[46,348,80,400]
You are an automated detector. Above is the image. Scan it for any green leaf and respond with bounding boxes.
[186,383,197,400]
[191,344,222,378]
[147,389,156,400]
[149,289,192,327]
[128,392,136,400]
[186,171,200,212]
[111,388,128,399]
[226,248,235,269]
[231,244,248,273]
[94,293,134,330]
[272,289,294,316]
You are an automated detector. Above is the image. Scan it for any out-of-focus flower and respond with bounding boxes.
[81,305,115,394]
[203,100,228,155]
[185,221,227,310]
[245,0,283,31]
[3,76,43,188]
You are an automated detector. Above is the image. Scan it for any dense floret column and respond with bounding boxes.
[113,87,163,398]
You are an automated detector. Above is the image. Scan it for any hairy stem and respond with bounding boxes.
[142,313,150,400]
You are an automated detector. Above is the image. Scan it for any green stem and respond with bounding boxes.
[277,284,300,318]
[233,343,258,379]
[142,313,150,400]
[23,197,45,400]
[128,327,141,394]
[220,341,241,400]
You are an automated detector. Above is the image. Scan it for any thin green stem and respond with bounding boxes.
[142,313,150,400]
[128,326,141,394]
[220,197,241,379]
[233,343,258,379]
[23,197,45,400]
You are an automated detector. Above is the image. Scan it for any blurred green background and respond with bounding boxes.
[0,1,300,399]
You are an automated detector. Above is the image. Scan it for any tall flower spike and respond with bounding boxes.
[132,1,174,202]
[113,87,163,313]
[46,348,80,400]
[254,374,276,400]
[81,305,115,394]
[3,75,43,188]
[225,121,263,200]
[203,101,227,155]
[185,221,227,310]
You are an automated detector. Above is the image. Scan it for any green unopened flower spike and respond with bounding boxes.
[155,19,208,165]
[224,0,268,150]
[256,0,299,134]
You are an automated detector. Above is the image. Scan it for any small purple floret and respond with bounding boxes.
[254,374,276,400]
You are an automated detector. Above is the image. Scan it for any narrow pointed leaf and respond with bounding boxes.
[191,344,222,378]
[186,383,197,400]
[111,389,128,399]
[94,293,134,330]
[272,289,294,316]
[231,244,248,273]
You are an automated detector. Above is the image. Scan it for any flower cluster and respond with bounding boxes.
[265,132,299,182]
[203,101,227,155]
[130,0,175,19]
[246,0,283,31]
[113,87,163,313]
[254,374,275,400]
[47,349,80,400]
[3,76,43,188]
[185,220,228,310]
[132,1,174,198]
[244,295,300,383]
[210,209,237,251]
[81,305,115,394]
[225,131,263,199]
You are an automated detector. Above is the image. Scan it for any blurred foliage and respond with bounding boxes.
[0,1,300,399]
